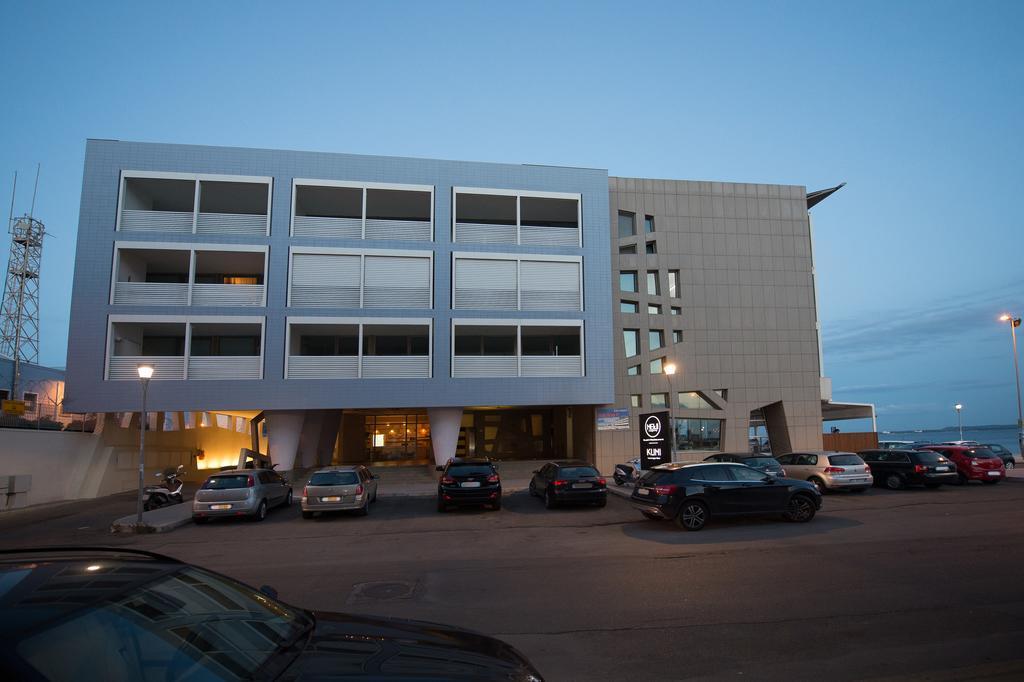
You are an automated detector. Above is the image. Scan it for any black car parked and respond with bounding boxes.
[630,462,821,531]
[529,460,608,508]
[702,453,787,478]
[437,458,502,512]
[858,449,959,489]
[0,547,544,681]
[983,443,1017,470]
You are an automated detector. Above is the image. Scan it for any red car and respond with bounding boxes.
[919,445,1005,485]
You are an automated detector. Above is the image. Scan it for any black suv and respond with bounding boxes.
[437,458,502,512]
[858,449,959,489]
[983,443,1017,470]
[630,462,821,531]
[529,460,608,508]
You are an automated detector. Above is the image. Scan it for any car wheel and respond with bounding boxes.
[253,500,268,522]
[491,499,502,511]
[957,473,968,485]
[641,511,660,520]
[595,498,607,508]
[436,498,447,513]
[1005,460,1015,470]
[544,489,556,509]
[675,500,708,531]
[924,482,941,489]
[885,473,904,490]
[809,477,826,494]
[301,511,313,520]
[284,490,293,507]
[371,489,378,504]
[192,516,208,525]
[528,481,537,497]
[358,499,369,516]
[784,494,816,523]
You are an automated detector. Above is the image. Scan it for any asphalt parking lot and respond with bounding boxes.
[3,480,1024,681]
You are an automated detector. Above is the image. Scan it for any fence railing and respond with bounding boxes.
[0,401,98,432]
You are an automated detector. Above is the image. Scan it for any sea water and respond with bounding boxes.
[881,426,1021,456]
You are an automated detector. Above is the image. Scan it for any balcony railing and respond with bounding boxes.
[363,285,431,309]
[292,216,362,239]
[112,282,189,306]
[454,222,517,245]
[196,212,267,236]
[191,283,265,306]
[187,356,262,380]
[290,285,361,308]
[519,225,579,247]
[364,219,431,241]
[520,355,582,377]
[361,356,430,379]
[286,356,359,379]
[120,209,194,234]
[452,356,518,378]
[108,356,185,380]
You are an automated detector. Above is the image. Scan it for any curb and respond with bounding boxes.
[110,514,193,534]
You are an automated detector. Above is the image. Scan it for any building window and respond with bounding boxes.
[620,271,638,293]
[630,394,642,408]
[644,215,655,233]
[647,303,662,315]
[619,244,637,255]
[618,211,636,238]
[672,330,683,344]
[0,389,8,401]
[678,391,716,409]
[649,330,664,351]
[621,300,639,313]
[623,330,640,358]
[668,270,680,298]
[670,306,681,316]
[650,393,668,408]
[645,242,656,254]
[646,272,660,296]
[675,418,722,451]
[714,389,728,401]
[23,392,38,411]
[627,364,640,376]
[650,357,664,374]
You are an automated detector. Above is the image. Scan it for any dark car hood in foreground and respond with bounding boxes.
[279,611,542,681]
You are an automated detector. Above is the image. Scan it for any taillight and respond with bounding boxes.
[780,468,787,477]
[863,464,871,473]
[553,480,570,487]
[487,474,500,483]
[596,477,607,486]
[247,475,255,487]
[824,467,845,474]
[355,484,364,495]
[654,484,678,495]
[914,465,927,473]
[302,486,308,497]
[441,476,454,484]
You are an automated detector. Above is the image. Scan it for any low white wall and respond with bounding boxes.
[0,429,104,508]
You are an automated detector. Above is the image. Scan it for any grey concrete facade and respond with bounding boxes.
[594,178,824,473]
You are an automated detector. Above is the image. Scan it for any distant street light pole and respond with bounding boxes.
[999,314,1024,457]
[954,403,963,441]
[136,364,154,525]
[665,362,677,462]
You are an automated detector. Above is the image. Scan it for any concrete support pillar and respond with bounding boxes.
[428,407,463,467]
[762,401,793,456]
[265,410,305,472]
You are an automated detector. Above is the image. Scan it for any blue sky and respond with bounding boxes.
[1,0,1021,429]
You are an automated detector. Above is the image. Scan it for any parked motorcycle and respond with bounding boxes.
[143,465,185,511]
[613,458,643,486]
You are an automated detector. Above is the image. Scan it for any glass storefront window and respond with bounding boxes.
[675,418,722,451]
[365,414,431,463]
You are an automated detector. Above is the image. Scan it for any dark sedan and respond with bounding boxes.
[983,443,1017,470]
[437,458,502,511]
[0,547,544,681]
[631,462,821,531]
[528,460,608,508]
[858,449,959,489]
[702,452,786,478]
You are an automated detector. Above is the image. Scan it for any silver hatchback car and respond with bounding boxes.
[193,468,293,523]
[301,465,379,519]
[774,451,873,493]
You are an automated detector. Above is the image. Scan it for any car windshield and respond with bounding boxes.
[309,471,358,486]
[828,454,864,466]
[448,465,494,476]
[967,448,999,459]
[202,475,250,490]
[558,466,600,479]
[744,457,778,467]
[12,564,312,681]
[912,451,947,464]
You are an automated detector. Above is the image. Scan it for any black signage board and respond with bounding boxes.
[639,411,670,470]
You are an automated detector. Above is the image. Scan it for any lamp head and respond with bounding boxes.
[1000,314,1011,322]
[955,403,962,411]
[664,362,677,376]
[137,364,154,381]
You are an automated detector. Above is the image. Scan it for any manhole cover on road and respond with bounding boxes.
[348,580,417,603]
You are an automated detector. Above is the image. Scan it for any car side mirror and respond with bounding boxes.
[763,476,775,483]
[435,466,444,472]
[259,585,279,600]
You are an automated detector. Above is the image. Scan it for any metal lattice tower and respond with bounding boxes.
[0,214,46,393]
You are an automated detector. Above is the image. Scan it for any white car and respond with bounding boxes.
[774,451,873,493]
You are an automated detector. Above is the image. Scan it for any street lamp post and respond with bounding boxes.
[136,364,154,525]
[664,362,677,462]
[999,314,1024,457]
[954,403,963,441]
